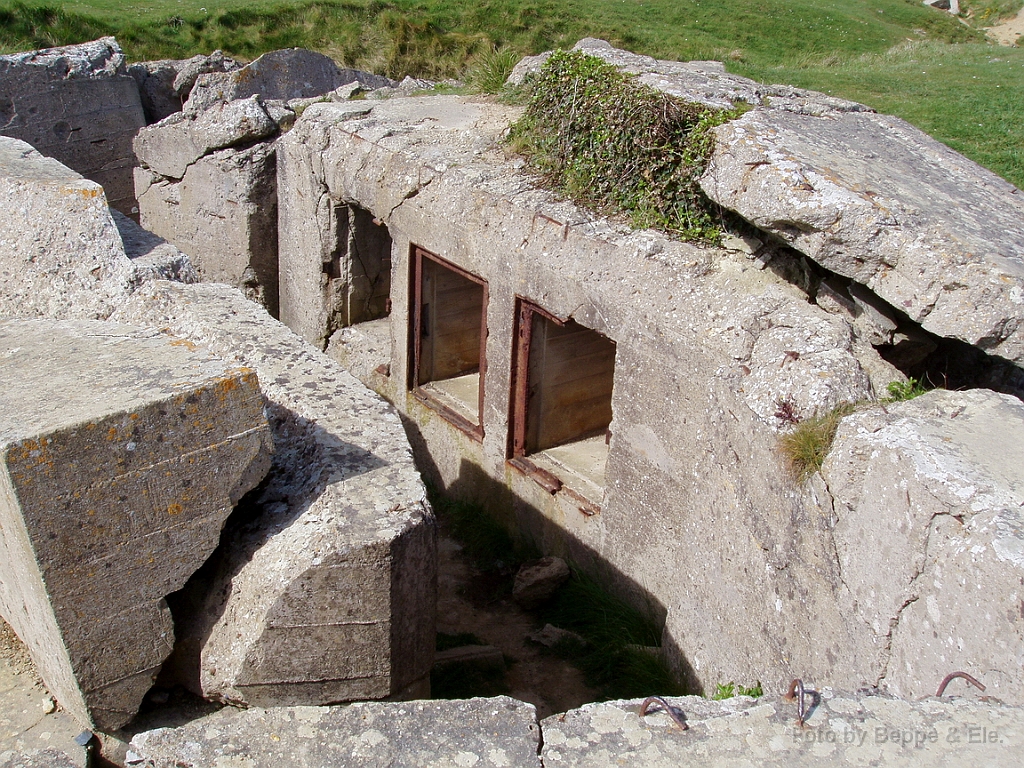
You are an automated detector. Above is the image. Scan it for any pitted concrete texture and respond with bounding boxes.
[0,319,273,731]
[113,281,434,708]
[0,37,145,213]
[822,389,1024,705]
[0,137,136,321]
[541,692,1024,766]
[127,697,540,767]
[0,750,80,768]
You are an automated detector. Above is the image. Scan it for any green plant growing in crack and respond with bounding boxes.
[711,681,763,700]
[882,377,930,403]
[506,49,743,243]
[779,403,856,481]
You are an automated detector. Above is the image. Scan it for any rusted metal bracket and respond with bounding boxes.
[639,696,688,731]
[936,671,986,697]
[783,679,808,727]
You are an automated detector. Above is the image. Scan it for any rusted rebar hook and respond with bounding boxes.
[936,672,986,698]
[783,679,808,727]
[639,696,688,731]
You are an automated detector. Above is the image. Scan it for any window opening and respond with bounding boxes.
[509,299,616,507]
[410,246,488,438]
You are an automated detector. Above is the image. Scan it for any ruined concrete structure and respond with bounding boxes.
[1,33,1023,765]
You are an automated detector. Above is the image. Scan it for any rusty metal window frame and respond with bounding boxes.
[507,297,609,515]
[408,245,488,441]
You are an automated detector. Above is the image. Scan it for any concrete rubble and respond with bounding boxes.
[2,29,1024,765]
[124,691,1022,767]
[128,51,241,123]
[133,48,393,317]
[0,318,273,731]
[0,37,145,214]
[113,281,436,708]
[1,123,433,733]
[0,138,136,321]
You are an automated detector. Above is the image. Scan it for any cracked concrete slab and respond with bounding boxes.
[822,389,1024,704]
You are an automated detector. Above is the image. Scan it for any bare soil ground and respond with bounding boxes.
[436,533,600,719]
[988,8,1024,44]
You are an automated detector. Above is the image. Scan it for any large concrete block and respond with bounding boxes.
[135,141,278,315]
[113,280,435,708]
[0,137,135,321]
[0,37,145,214]
[184,48,393,114]
[0,319,273,731]
[701,108,1024,365]
[823,389,1024,705]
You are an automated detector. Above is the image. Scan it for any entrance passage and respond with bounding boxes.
[410,247,488,438]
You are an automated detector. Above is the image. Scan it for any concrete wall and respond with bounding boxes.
[0,38,145,215]
[278,97,880,696]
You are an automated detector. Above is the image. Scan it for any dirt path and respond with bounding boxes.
[987,7,1024,45]
[436,534,600,719]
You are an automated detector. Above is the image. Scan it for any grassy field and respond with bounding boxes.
[1,0,1021,187]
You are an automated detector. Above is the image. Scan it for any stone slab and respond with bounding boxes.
[541,692,1024,766]
[0,37,145,214]
[0,137,136,321]
[112,281,434,709]
[127,697,540,767]
[184,48,393,114]
[135,141,279,316]
[0,319,272,731]
[700,108,1024,364]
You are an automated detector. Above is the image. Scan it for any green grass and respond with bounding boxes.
[0,0,1020,187]
[779,403,856,481]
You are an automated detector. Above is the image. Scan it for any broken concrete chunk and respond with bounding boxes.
[0,137,136,321]
[542,692,1024,765]
[513,557,570,609]
[128,697,541,767]
[0,37,145,214]
[113,280,434,709]
[130,51,243,124]
[136,141,279,315]
[134,96,278,180]
[111,209,199,284]
[0,319,273,731]
[822,389,1024,704]
[184,48,390,114]
[701,108,1024,364]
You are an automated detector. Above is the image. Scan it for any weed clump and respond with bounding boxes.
[882,377,930,402]
[711,681,763,700]
[507,50,740,243]
[779,403,855,481]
